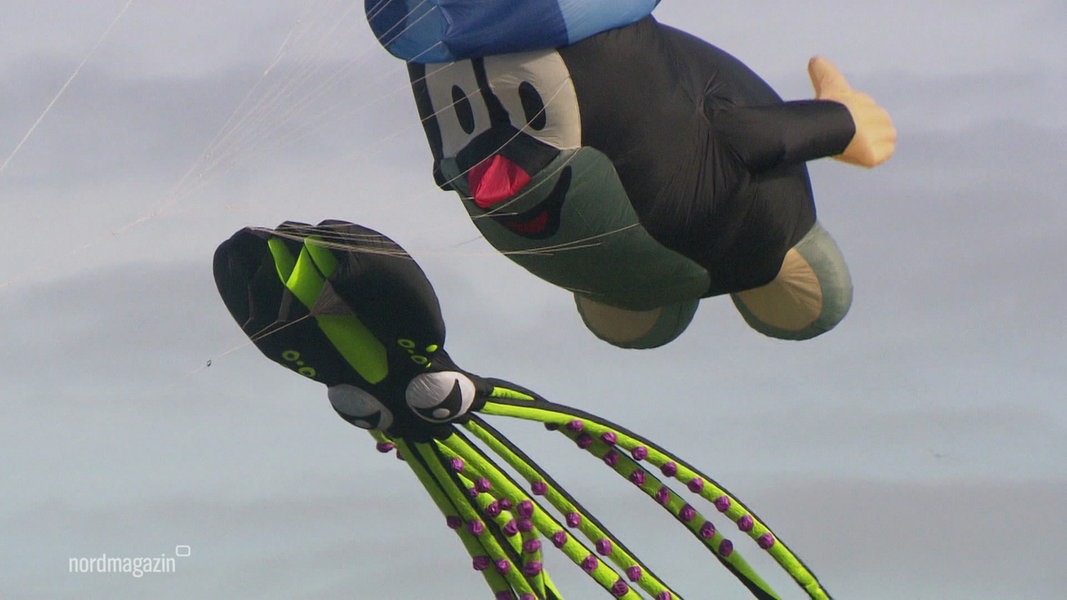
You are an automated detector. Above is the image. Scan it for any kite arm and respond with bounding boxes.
[709,99,856,173]
[709,57,895,172]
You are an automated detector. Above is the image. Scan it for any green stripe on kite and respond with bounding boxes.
[267,236,389,384]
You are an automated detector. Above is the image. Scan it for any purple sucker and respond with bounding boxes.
[517,500,534,518]
[629,470,646,486]
[552,530,568,548]
[699,521,716,539]
[679,504,696,522]
[604,450,619,467]
[596,538,612,555]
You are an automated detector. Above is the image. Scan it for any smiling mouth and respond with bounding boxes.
[474,165,572,239]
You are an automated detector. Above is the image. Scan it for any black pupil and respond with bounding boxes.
[452,85,476,134]
[519,81,546,130]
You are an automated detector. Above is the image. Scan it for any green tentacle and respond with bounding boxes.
[409,439,540,598]
[372,433,512,597]
[463,417,678,600]
[435,441,556,598]
[479,390,832,600]
[442,428,644,599]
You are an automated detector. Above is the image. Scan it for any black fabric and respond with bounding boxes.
[560,17,855,295]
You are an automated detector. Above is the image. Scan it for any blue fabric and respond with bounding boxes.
[559,0,660,45]
[365,0,658,62]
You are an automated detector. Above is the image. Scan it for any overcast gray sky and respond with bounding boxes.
[2,1,1064,599]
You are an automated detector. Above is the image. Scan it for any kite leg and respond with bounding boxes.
[479,391,832,600]
[434,441,559,599]
[371,432,525,599]
[442,427,653,599]
[461,417,681,599]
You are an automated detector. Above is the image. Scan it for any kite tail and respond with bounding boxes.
[377,428,659,599]
[370,433,527,599]
[368,385,831,600]
[479,385,833,600]
[460,416,680,599]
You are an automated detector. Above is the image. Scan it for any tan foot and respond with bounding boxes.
[808,56,897,167]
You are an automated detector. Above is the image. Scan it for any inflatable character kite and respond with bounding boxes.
[214,220,834,599]
[366,1,896,348]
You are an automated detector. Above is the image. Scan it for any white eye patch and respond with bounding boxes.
[483,51,580,150]
[423,61,492,158]
[406,371,476,423]
[328,384,393,431]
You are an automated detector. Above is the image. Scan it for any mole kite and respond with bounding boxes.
[214,220,834,599]
[366,1,896,348]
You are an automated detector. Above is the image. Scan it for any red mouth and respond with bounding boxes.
[467,154,532,209]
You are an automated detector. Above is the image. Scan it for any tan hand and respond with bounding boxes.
[808,56,896,167]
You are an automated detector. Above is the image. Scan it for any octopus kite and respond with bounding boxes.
[214,220,832,599]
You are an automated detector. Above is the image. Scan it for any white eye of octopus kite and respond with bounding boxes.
[405,371,476,423]
[327,384,393,431]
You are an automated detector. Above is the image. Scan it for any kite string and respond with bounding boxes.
[0,0,138,178]
[189,312,318,376]
[0,1,399,291]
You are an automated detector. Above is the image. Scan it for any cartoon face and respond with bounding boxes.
[410,51,587,237]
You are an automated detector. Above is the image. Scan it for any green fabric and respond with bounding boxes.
[267,237,389,384]
[459,421,662,599]
[385,435,513,596]
[445,147,710,311]
[478,392,832,600]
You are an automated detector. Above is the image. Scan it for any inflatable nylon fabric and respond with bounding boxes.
[213,220,834,599]
[365,0,659,62]
[399,15,895,348]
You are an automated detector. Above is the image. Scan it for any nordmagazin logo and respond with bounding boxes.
[68,545,191,578]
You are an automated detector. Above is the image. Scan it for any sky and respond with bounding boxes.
[2,1,1065,598]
